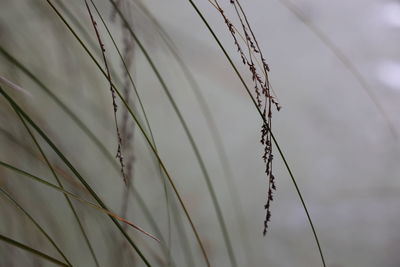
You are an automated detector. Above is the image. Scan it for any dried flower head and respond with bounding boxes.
[211,0,281,235]
[85,0,127,184]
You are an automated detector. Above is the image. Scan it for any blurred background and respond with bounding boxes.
[0,0,400,266]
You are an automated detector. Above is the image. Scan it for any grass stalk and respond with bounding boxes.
[133,2,254,263]
[0,45,174,259]
[277,0,397,139]
[0,187,72,266]
[0,234,69,267]
[106,1,238,266]
[0,41,183,265]
[0,160,159,242]
[12,102,100,267]
[44,1,212,264]
[0,84,152,266]
[186,0,326,266]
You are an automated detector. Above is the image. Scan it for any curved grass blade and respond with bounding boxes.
[0,75,32,97]
[52,0,133,104]
[0,187,72,266]
[0,46,119,180]
[0,85,152,267]
[87,2,195,265]
[105,2,237,266]
[132,2,255,263]
[5,78,100,267]
[277,0,397,139]
[43,1,211,265]
[0,160,159,242]
[30,0,174,253]
[0,125,168,245]
[110,73,210,267]
[0,125,160,235]
[0,43,174,256]
[14,113,99,266]
[0,124,176,264]
[82,2,174,263]
[186,0,326,266]
[83,0,128,186]
[0,234,69,267]
[167,196,196,267]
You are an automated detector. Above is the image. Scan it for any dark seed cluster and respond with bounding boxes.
[213,0,281,235]
[84,0,127,184]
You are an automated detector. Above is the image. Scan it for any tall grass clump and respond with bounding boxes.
[0,0,334,266]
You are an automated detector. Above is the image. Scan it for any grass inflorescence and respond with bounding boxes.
[0,0,334,266]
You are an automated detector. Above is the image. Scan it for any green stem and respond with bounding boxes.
[108,1,237,266]
[44,1,211,265]
[0,187,72,266]
[0,85,152,267]
[13,107,100,267]
[186,0,326,266]
[0,234,69,267]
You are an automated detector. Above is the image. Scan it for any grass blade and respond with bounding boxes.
[133,2,255,263]
[87,1,194,264]
[0,187,72,266]
[186,0,326,266]
[107,2,237,266]
[0,160,159,242]
[0,45,168,255]
[277,0,397,139]
[43,1,211,265]
[0,234,69,267]
[9,86,100,267]
[0,85,152,267]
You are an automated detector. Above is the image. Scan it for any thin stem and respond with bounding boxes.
[0,84,152,267]
[0,160,160,242]
[0,234,69,267]
[13,105,100,267]
[108,1,237,266]
[0,187,73,266]
[133,3,255,262]
[87,2,174,262]
[0,45,166,258]
[186,1,326,266]
[44,1,211,265]
[277,0,397,139]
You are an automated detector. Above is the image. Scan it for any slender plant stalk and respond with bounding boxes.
[89,2,196,265]
[0,234,69,267]
[0,126,164,243]
[0,85,153,266]
[0,1,332,266]
[83,0,128,186]
[277,0,397,139]
[0,123,176,264]
[106,1,238,266]
[0,42,175,259]
[53,0,135,108]
[186,0,326,266]
[88,0,171,244]
[0,160,160,242]
[167,195,197,267]
[12,104,100,267]
[0,46,128,181]
[0,187,72,266]
[132,2,255,263]
[44,1,212,265]
[0,46,167,248]
[54,0,170,239]
[85,1,172,263]
[83,2,175,263]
